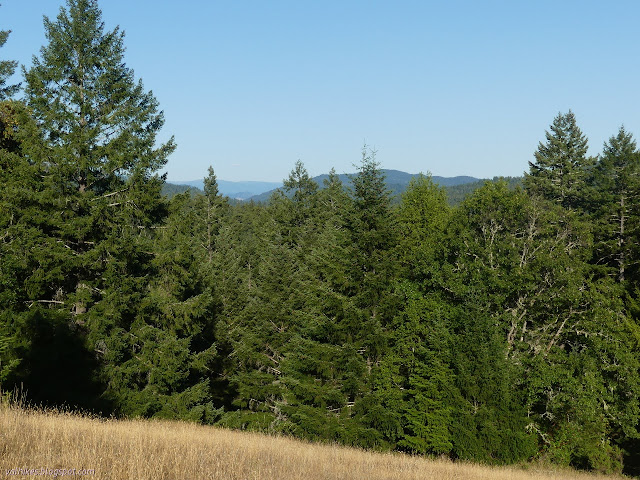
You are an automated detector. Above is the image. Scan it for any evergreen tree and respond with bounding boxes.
[591,127,640,284]
[125,192,221,422]
[348,147,396,354]
[339,147,401,445]
[277,168,384,447]
[377,175,454,454]
[395,174,449,288]
[198,166,228,263]
[12,0,176,413]
[524,111,592,210]
[283,159,318,207]
[0,11,19,99]
[273,160,319,245]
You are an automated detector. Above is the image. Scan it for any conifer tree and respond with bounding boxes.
[14,0,177,413]
[592,127,640,284]
[130,192,221,422]
[0,101,42,389]
[338,147,401,444]
[0,11,19,99]
[524,111,592,210]
[198,166,228,263]
[273,160,319,245]
[283,159,318,207]
[277,168,381,445]
[388,175,454,454]
[348,147,396,351]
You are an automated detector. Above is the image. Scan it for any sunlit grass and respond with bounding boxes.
[0,402,628,480]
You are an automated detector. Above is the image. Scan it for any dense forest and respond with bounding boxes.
[1,0,640,476]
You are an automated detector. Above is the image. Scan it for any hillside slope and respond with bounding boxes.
[0,404,624,480]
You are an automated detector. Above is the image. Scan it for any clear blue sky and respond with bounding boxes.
[2,0,639,182]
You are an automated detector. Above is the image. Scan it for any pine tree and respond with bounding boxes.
[124,192,222,422]
[1,101,43,389]
[24,0,175,193]
[276,168,384,446]
[338,147,401,445]
[273,160,319,245]
[395,174,449,287]
[524,111,592,210]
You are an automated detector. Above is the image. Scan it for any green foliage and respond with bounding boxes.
[1,0,186,415]
[3,9,640,471]
[348,147,397,350]
[444,176,522,206]
[442,180,640,471]
[591,127,640,284]
[524,111,593,210]
[0,12,19,100]
[393,285,454,455]
[161,183,202,198]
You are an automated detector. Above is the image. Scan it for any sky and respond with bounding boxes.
[1,1,639,183]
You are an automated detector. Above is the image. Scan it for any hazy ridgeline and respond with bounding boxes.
[2,1,640,477]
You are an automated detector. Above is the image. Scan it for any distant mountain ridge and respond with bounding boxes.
[246,170,483,202]
[166,179,282,199]
[163,171,521,205]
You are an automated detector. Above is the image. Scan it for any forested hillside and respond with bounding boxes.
[1,1,640,476]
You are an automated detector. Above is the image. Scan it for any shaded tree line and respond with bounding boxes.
[1,0,640,475]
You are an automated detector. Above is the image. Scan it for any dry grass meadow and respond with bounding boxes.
[0,402,629,480]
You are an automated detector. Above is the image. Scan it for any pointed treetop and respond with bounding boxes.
[535,110,589,167]
[23,0,175,192]
[524,110,591,209]
[603,126,637,161]
[203,166,219,199]
[352,145,390,211]
[283,159,318,202]
[323,167,343,189]
[0,5,19,100]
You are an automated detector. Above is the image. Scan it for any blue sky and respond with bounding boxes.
[2,1,639,182]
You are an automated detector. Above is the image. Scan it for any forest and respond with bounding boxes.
[1,0,640,476]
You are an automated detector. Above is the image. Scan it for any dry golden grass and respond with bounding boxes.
[0,403,628,480]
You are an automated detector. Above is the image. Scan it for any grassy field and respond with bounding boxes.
[0,403,629,480]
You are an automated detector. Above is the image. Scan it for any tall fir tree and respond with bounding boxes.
[130,191,222,422]
[524,111,592,210]
[342,147,401,445]
[198,166,228,263]
[0,10,19,100]
[388,175,454,454]
[591,127,640,284]
[1,100,51,392]
[12,0,177,413]
[348,147,396,353]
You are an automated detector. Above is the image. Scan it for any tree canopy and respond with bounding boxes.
[1,3,640,476]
